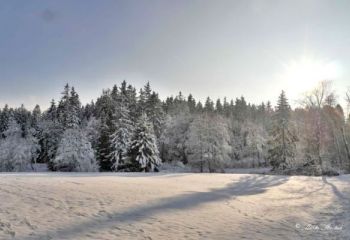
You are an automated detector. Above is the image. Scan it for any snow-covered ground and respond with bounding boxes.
[0,173,349,240]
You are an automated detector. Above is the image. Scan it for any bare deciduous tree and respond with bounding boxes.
[301,80,336,109]
[300,81,338,172]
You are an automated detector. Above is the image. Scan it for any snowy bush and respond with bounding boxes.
[186,114,230,172]
[159,161,191,173]
[0,117,39,172]
[159,113,192,164]
[53,128,99,172]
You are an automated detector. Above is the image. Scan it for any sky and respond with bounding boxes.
[0,0,349,110]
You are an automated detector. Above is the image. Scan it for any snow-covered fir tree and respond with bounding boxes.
[138,82,164,138]
[109,103,134,171]
[52,85,98,172]
[95,90,115,170]
[128,113,161,172]
[97,112,113,171]
[0,104,11,136]
[39,100,64,167]
[57,84,81,130]
[267,91,298,170]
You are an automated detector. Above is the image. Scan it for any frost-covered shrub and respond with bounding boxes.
[0,117,39,172]
[160,113,192,164]
[186,114,230,172]
[53,128,99,172]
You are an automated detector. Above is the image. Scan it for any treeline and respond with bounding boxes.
[0,80,349,174]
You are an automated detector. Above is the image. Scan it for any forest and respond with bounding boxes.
[0,80,349,175]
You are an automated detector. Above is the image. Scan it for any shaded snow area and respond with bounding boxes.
[0,173,349,240]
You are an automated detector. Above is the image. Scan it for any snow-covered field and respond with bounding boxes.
[0,173,349,240]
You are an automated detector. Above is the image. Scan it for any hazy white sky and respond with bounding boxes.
[0,0,349,109]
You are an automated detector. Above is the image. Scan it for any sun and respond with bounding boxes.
[280,55,341,96]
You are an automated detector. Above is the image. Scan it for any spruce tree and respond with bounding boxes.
[0,105,11,137]
[47,100,58,121]
[40,100,63,166]
[216,99,223,114]
[109,103,134,171]
[187,94,196,113]
[57,84,71,128]
[129,113,161,172]
[204,97,214,113]
[126,84,138,121]
[53,85,98,171]
[196,101,203,113]
[31,105,42,129]
[67,87,81,128]
[267,91,298,170]
[97,112,113,171]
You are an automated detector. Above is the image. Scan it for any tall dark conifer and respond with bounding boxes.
[267,91,298,170]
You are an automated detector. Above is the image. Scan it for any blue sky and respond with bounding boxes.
[1,0,350,109]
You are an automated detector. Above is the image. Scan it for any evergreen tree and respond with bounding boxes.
[204,97,214,113]
[57,84,81,129]
[0,105,11,137]
[95,89,114,119]
[216,99,223,114]
[57,84,71,127]
[111,84,119,102]
[53,85,97,171]
[234,97,248,121]
[223,97,230,116]
[67,87,81,128]
[267,91,298,170]
[126,84,138,121]
[129,113,161,172]
[147,92,165,138]
[187,94,196,113]
[97,112,113,171]
[38,100,63,166]
[196,101,203,113]
[14,104,31,137]
[109,103,134,171]
[120,80,128,97]
[39,115,63,167]
[47,100,58,121]
[31,105,42,129]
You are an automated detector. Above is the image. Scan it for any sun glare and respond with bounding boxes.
[281,56,341,96]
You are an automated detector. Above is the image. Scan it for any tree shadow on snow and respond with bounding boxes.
[321,176,350,201]
[320,176,350,239]
[21,175,288,239]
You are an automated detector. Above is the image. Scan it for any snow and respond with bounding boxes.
[0,173,349,239]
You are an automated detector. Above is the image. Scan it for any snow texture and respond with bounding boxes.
[0,173,349,239]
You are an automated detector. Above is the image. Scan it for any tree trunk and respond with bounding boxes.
[341,127,350,171]
[334,134,342,169]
